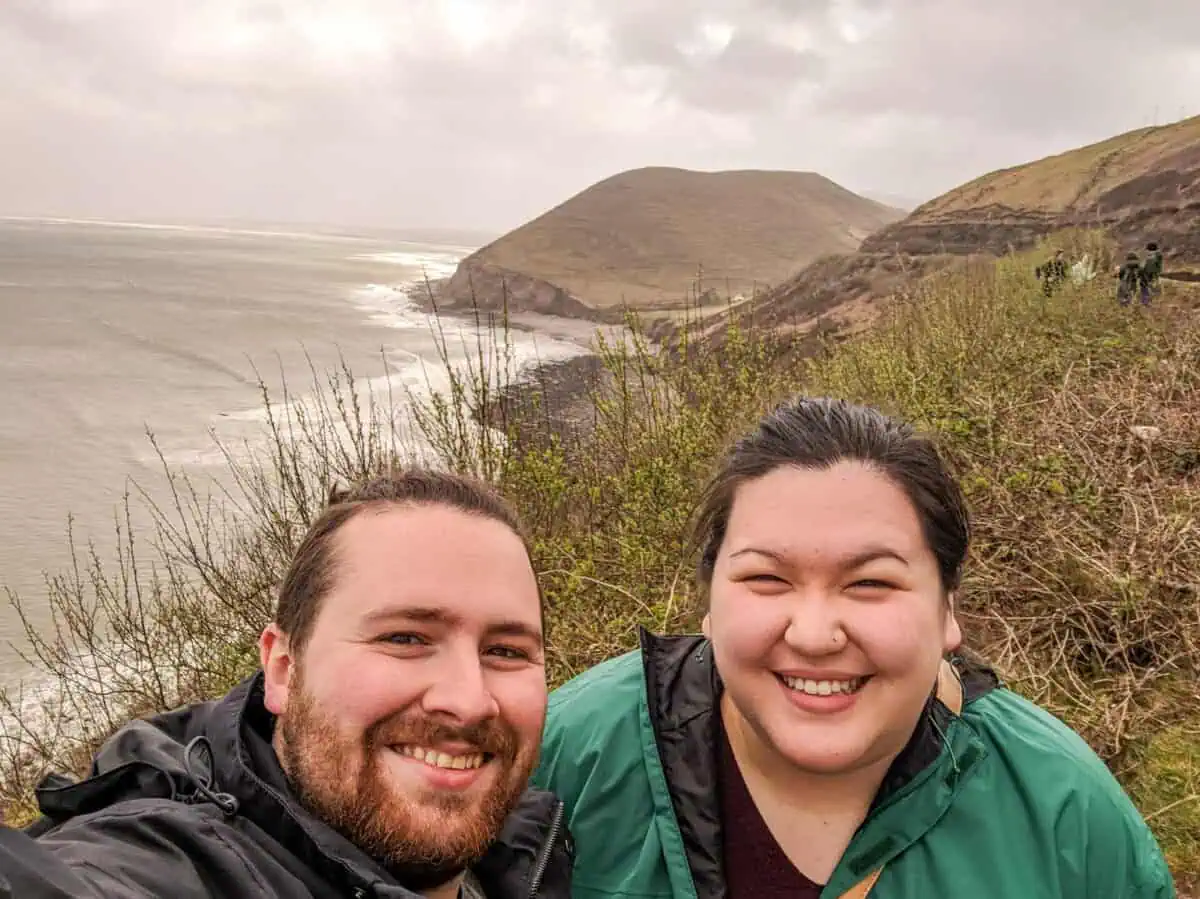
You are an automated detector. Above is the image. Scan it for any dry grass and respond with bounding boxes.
[2,235,1197,881]
[917,114,1200,215]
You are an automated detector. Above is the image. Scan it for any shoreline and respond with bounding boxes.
[417,300,616,441]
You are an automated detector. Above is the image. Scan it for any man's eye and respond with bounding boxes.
[487,646,531,660]
[381,632,427,646]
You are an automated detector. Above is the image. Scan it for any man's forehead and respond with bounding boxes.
[332,503,529,562]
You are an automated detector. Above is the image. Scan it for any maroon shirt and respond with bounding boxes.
[718,728,824,899]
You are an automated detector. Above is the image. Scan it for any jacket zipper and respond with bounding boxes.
[527,799,565,898]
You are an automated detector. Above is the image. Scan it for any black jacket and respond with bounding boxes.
[0,674,573,898]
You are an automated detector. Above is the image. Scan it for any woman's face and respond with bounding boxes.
[706,461,961,777]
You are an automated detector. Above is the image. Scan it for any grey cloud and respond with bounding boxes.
[669,32,828,113]
[0,0,1198,232]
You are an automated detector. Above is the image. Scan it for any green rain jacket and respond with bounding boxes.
[533,630,1175,899]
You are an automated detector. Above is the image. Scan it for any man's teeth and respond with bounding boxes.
[396,746,486,770]
[781,675,863,696]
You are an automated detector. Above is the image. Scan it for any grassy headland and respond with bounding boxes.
[2,233,1197,882]
[437,166,903,320]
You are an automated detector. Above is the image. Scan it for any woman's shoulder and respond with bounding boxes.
[963,685,1160,836]
[959,687,1173,893]
[965,685,1117,778]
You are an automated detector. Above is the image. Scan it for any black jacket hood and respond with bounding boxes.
[31,673,571,899]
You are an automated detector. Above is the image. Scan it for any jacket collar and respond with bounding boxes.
[637,628,997,899]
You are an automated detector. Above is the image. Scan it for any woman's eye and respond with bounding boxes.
[850,579,893,590]
[738,573,787,585]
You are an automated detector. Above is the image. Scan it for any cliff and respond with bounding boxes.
[749,115,1200,330]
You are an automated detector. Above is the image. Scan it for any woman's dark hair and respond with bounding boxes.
[692,396,970,594]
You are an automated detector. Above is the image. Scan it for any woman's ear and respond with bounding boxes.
[942,591,963,653]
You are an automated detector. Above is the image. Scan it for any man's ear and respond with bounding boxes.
[701,613,712,639]
[259,624,294,716]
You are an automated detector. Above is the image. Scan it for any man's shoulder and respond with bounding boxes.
[28,798,266,895]
[0,799,231,898]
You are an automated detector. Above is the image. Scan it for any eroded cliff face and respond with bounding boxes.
[434,259,604,321]
[743,134,1200,335]
[861,141,1200,273]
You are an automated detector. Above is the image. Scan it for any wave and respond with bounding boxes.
[352,250,463,279]
[151,308,587,472]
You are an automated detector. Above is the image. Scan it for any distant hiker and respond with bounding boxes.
[1140,241,1164,304]
[1116,252,1142,306]
[1035,249,1068,296]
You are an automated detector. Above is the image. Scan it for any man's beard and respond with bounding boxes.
[276,675,537,891]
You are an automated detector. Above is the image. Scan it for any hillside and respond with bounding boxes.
[435,167,903,319]
[749,115,1200,329]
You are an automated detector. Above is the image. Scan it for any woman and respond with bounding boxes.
[533,397,1174,898]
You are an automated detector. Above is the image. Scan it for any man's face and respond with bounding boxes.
[260,504,546,886]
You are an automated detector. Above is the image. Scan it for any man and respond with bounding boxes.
[1140,241,1164,304]
[1035,249,1068,296]
[1117,252,1142,307]
[0,470,571,899]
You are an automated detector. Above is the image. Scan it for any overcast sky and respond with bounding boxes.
[2,0,1199,234]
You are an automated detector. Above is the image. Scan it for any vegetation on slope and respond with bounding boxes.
[748,116,1200,334]
[913,114,1200,216]
[2,235,1197,882]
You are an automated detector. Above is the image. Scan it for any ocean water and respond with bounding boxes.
[0,218,586,688]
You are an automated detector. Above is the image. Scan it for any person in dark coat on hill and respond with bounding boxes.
[1117,252,1142,306]
[1140,242,1164,304]
[0,470,573,899]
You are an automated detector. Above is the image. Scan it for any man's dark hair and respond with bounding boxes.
[692,396,970,596]
[1147,242,1159,252]
[274,469,531,654]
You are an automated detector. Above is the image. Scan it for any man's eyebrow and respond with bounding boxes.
[729,546,910,568]
[361,606,460,628]
[360,607,543,643]
[486,620,544,644]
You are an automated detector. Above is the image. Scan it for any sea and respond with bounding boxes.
[0,217,590,691]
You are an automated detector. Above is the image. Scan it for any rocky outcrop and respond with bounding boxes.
[430,259,604,321]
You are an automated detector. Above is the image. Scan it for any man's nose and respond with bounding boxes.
[420,648,500,725]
